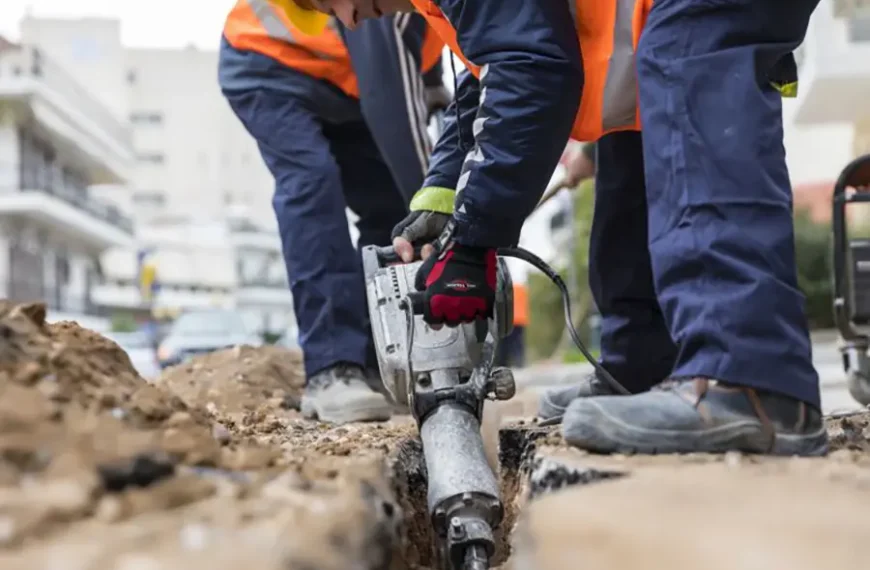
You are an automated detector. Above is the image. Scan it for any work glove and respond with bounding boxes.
[413,220,498,327]
[391,186,455,262]
[392,186,497,326]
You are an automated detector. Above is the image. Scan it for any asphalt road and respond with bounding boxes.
[514,332,867,415]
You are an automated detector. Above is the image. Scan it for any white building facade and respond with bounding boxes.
[9,16,294,334]
[0,39,135,332]
[783,0,870,183]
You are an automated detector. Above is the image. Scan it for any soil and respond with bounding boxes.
[0,301,411,570]
[512,453,870,570]
[1,299,870,570]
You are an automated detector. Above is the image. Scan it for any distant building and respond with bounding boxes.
[11,16,294,333]
[0,38,135,332]
[782,1,870,183]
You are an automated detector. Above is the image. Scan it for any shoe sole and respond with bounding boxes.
[562,400,829,457]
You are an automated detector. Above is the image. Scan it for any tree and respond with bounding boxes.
[793,208,834,329]
[526,179,596,361]
[110,312,138,333]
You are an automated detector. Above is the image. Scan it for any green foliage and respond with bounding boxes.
[562,346,601,364]
[526,179,596,362]
[793,208,834,329]
[261,331,282,345]
[526,270,565,360]
[110,312,138,333]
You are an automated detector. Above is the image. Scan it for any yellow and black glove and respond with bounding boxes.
[391,186,456,247]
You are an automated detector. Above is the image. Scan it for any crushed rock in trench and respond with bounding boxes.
[2,299,870,570]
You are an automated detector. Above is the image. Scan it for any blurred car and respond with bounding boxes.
[104,330,161,380]
[157,309,262,369]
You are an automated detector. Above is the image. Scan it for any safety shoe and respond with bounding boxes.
[301,363,393,425]
[562,378,828,456]
[537,372,618,425]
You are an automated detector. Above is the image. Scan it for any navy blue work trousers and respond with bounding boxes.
[225,87,409,378]
[590,0,823,407]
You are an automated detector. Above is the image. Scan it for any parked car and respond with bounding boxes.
[104,330,161,380]
[157,309,261,369]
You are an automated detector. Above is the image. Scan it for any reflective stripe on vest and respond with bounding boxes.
[572,0,649,140]
[223,0,359,97]
[601,0,640,132]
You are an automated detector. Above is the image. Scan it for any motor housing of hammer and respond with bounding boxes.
[361,245,514,409]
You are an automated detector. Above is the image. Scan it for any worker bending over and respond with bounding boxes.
[219,0,445,424]
[277,0,827,456]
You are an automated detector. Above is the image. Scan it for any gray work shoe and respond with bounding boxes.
[562,378,828,456]
[301,363,393,424]
[538,372,618,425]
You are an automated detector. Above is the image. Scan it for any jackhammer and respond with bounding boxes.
[362,240,629,569]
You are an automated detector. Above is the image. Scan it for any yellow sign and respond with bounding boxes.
[138,250,158,303]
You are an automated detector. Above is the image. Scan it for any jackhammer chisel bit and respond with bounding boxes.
[362,245,516,570]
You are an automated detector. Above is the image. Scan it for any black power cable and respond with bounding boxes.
[496,246,630,396]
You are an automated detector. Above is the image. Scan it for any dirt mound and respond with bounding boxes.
[0,302,279,546]
[4,299,870,570]
[0,302,417,569]
[158,345,305,418]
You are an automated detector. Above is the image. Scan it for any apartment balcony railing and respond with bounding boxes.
[238,276,288,289]
[6,276,97,315]
[0,184,134,234]
[0,46,132,148]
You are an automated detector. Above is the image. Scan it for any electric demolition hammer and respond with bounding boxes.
[362,239,628,570]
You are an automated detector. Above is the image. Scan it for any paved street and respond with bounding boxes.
[811,335,862,414]
[514,330,868,416]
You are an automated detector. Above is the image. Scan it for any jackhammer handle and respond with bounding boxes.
[374,245,425,264]
[406,292,426,315]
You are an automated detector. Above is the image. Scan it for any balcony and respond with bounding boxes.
[234,262,293,308]
[0,45,133,183]
[228,218,283,252]
[0,184,133,249]
[791,2,870,126]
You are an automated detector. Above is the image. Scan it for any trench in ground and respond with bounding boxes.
[389,423,601,569]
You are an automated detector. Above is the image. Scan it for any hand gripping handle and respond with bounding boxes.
[373,245,425,265]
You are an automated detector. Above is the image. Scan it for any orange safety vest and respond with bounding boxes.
[513,282,529,327]
[409,0,650,142]
[421,31,445,77]
[224,0,445,100]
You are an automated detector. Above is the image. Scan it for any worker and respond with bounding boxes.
[277,0,828,456]
[219,0,446,425]
[494,281,529,368]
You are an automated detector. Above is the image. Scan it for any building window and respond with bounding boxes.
[129,111,163,125]
[848,15,870,43]
[138,153,165,165]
